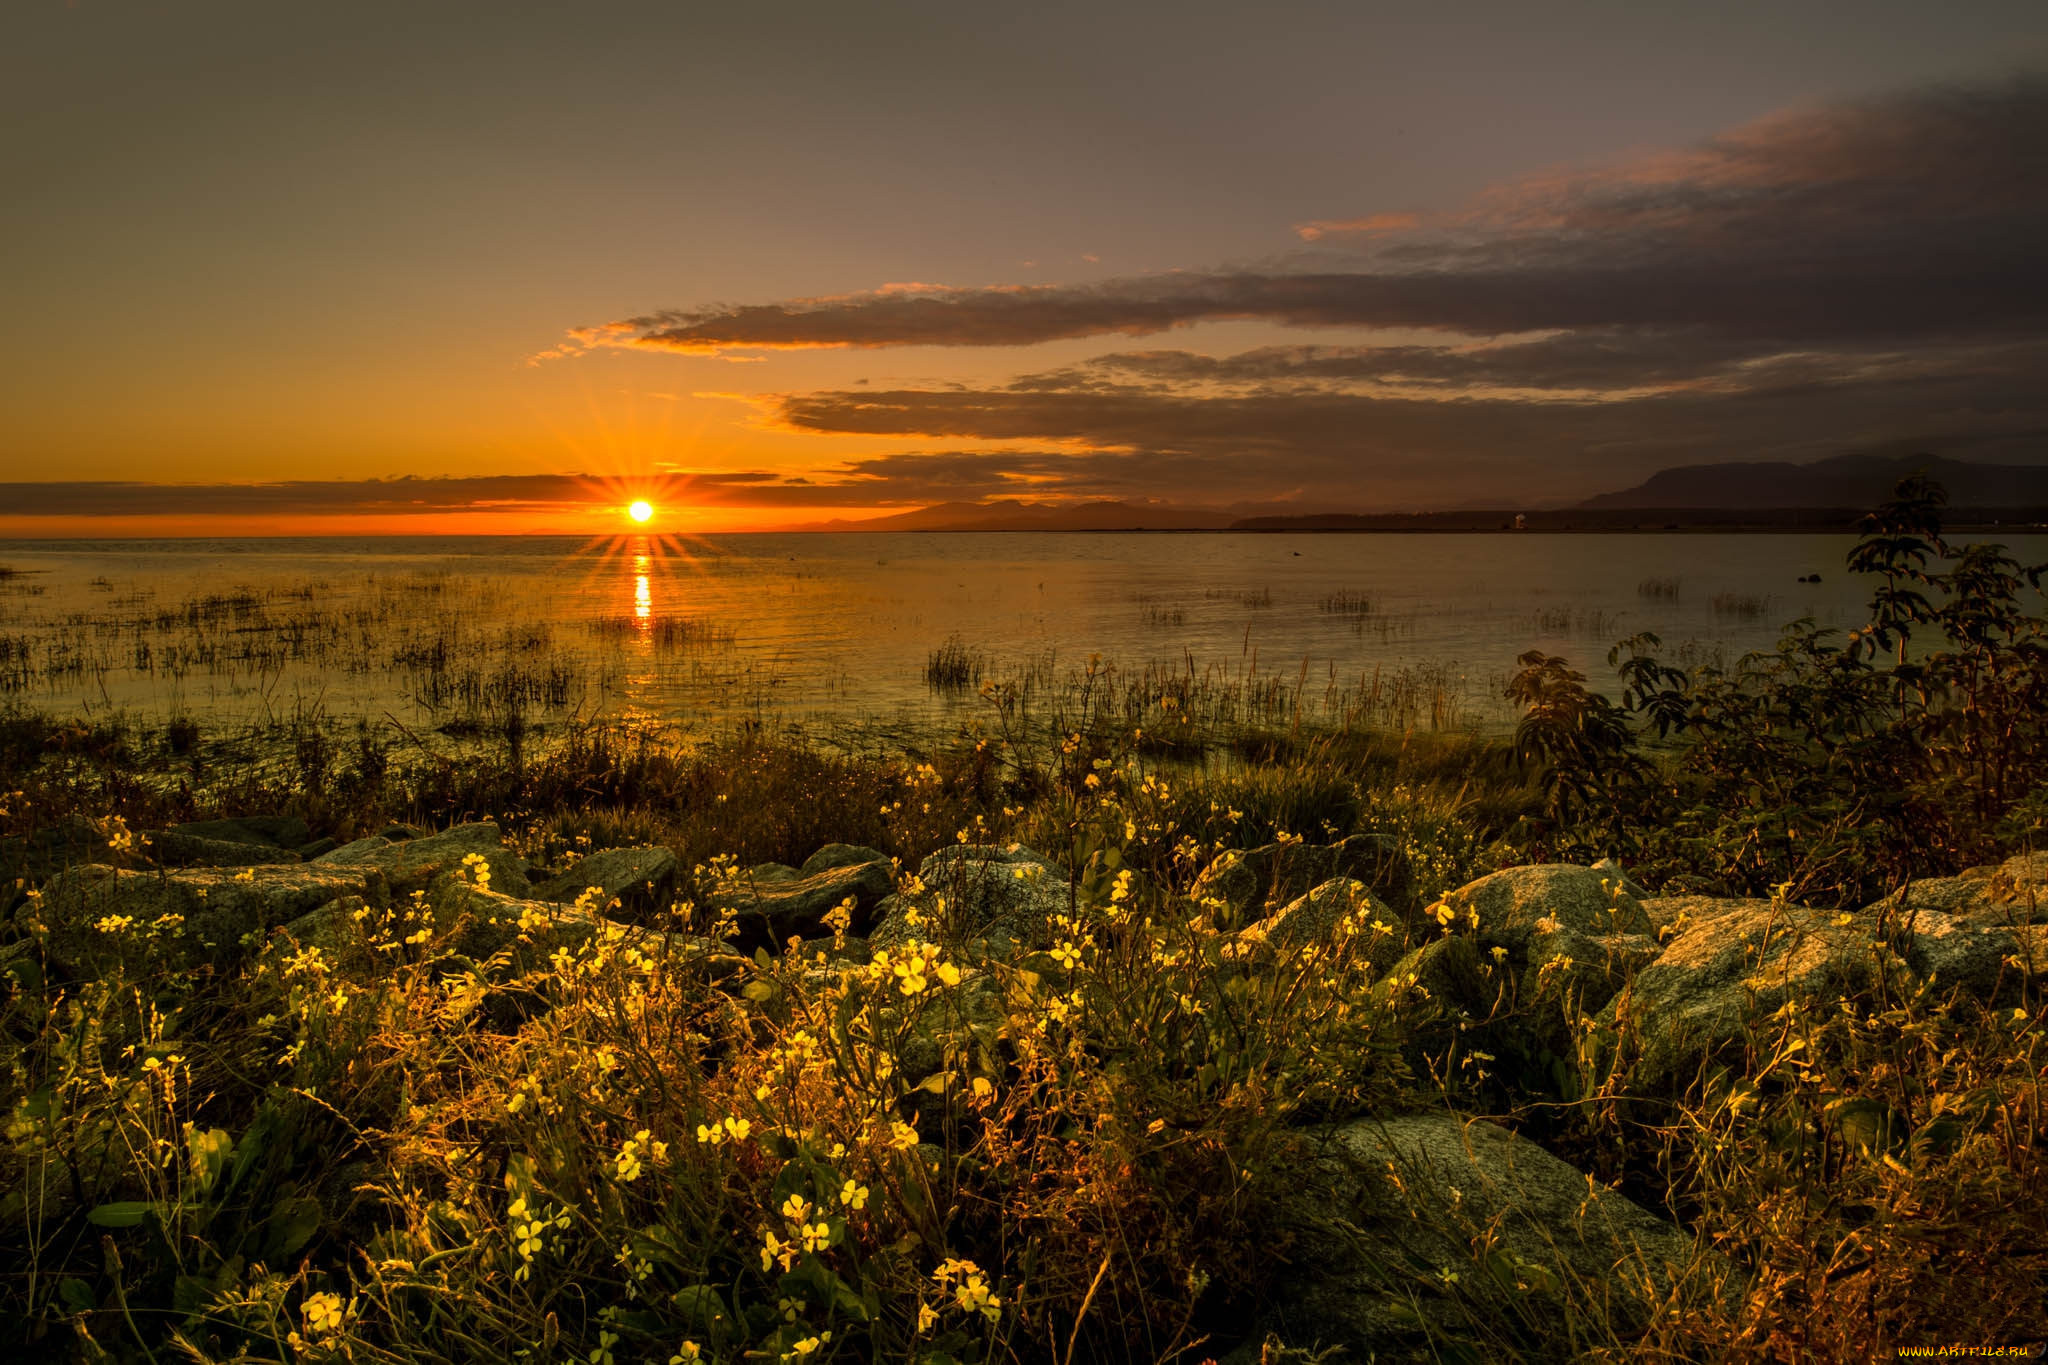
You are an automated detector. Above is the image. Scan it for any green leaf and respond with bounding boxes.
[173,1274,212,1317]
[1910,1115,1964,1162]
[55,1278,96,1314]
[264,1195,323,1260]
[1828,1097,1906,1158]
[86,1202,153,1228]
[3,953,42,992]
[186,1126,235,1197]
[668,1283,732,1335]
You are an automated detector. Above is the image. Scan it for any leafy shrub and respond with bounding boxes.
[1506,477,2048,903]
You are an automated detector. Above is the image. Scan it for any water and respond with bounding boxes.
[3,531,2041,745]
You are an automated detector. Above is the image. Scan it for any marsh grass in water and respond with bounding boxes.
[1130,594,1189,630]
[1317,591,1373,616]
[1637,576,1682,601]
[1522,605,1624,639]
[924,638,984,693]
[1707,591,1772,619]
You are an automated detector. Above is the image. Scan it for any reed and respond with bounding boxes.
[1636,575,1682,600]
[924,635,983,691]
[1318,589,1373,615]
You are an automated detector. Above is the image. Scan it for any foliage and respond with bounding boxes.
[0,770,1422,1363]
[1504,477,2048,904]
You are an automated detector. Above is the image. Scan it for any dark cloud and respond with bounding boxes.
[574,79,2048,356]
[1058,334,2048,396]
[0,475,596,518]
[1064,332,1768,391]
[767,358,2048,507]
[0,472,930,518]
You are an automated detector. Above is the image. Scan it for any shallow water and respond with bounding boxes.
[2,530,2042,744]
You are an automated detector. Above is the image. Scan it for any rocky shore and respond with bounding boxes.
[13,813,2043,1354]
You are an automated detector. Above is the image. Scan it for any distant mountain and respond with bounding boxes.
[1579,452,2048,511]
[803,500,1237,532]
[800,454,2048,535]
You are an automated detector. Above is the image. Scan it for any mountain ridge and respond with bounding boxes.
[791,453,2048,531]
[1577,451,2048,511]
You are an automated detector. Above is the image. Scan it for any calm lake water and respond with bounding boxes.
[3,531,2043,748]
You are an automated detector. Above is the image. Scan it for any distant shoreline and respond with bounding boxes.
[3,509,2047,543]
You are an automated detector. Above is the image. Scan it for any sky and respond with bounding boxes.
[2,0,2045,535]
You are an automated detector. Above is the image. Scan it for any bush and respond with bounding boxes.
[1505,477,2048,904]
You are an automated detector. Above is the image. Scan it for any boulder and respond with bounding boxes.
[142,831,304,869]
[1373,936,1492,1016]
[0,814,324,882]
[1589,856,1651,902]
[898,969,1009,1088]
[1522,924,1662,1014]
[313,821,531,898]
[1443,863,1652,955]
[800,843,893,877]
[0,816,117,888]
[1639,895,1757,940]
[1259,878,1393,949]
[1606,890,2048,1091]
[1899,909,2042,998]
[1192,834,1413,920]
[1598,900,1877,1091]
[165,815,313,850]
[708,857,894,947]
[1251,1113,1715,1356]
[1873,850,2048,925]
[869,844,1071,956]
[531,845,680,916]
[277,889,742,980]
[1233,878,1409,975]
[36,862,373,971]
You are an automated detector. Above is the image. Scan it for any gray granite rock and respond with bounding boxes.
[1249,1113,1717,1356]
[710,856,894,946]
[1192,834,1413,920]
[313,821,530,898]
[869,844,1071,957]
[532,845,680,916]
[1444,863,1652,955]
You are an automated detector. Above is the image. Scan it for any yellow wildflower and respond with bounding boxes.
[301,1291,348,1337]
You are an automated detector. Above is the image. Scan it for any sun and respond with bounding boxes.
[627,500,654,524]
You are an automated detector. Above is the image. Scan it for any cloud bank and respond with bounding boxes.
[580,79,2048,356]
[547,77,2048,510]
